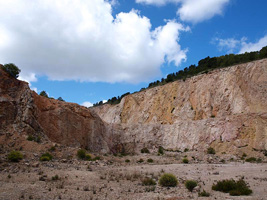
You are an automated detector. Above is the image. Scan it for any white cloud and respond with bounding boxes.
[177,0,230,23]
[81,101,93,108]
[0,0,188,84]
[136,0,230,23]
[213,35,267,54]
[239,35,267,54]
[18,72,38,92]
[136,0,181,6]
[212,37,247,53]
[103,100,107,103]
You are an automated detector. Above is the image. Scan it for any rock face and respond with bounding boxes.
[0,66,109,152]
[1,59,266,154]
[92,59,267,153]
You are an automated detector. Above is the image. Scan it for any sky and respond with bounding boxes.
[0,0,266,107]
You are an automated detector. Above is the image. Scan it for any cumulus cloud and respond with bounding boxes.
[18,72,38,92]
[0,0,188,83]
[212,35,267,54]
[212,37,247,53]
[239,35,267,54]
[136,0,181,6]
[81,101,93,108]
[136,0,230,23]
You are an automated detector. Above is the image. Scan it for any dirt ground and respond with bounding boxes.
[0,149,267,200]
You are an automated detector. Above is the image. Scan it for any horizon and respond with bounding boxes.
[0,0,267,106]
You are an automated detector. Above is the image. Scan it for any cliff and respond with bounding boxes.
[1,59,266,155]
[92,59,267,153]
[0,66,109,152]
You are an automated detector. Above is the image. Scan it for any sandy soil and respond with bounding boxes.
[0,151,266,200]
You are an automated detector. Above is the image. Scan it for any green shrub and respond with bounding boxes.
[35,136,41,143]
[49,146,56,151]
[158,146,164,155]
[207,147,215,154]
[159,173,178,187]
[27,135,41,143]
[141,148,150,154]
[185,180,198,192]
[125,159,130,163]
[184,148,189,152]
[212,178,252,196]
[245,157,257,163]
[77,149,86,159]
[27,135,34,141]
[137,158,144,163]
[3,63,21,78]
[39,91,49,98]
[85,154,91,161]
[52,175,59,181]
[92,156,101,161]
[198,190,210,197]
[142,178,156,186]
[40,152,53,161]
[7,151,23,162]
[147,158,154,163]
[182,158,189,164]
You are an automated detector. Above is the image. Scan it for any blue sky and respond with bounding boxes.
[0,0,266,106]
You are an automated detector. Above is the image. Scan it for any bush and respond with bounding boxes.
[7,151,23,162]
[27,135,34,141]
[3,63,21,78]
[182,158,189,164]
[39,91,48,98]
[147,158,154,163]
[198,190,210,197]
[49,146,56,151]
[141,148,150,154]
[185,180,198,192]
[158,146,164,155]
[77,149,86,159]
[207,147,215,154]
[184,148,189,152]
[212,178,252,196]
[137,158,144,163]
[27,135,41,143]
[40,152,53,161]
[142,178,156,186]
[85,154,91,161]
[125,159,130,163]
[159,173,178,187]
[245,157,257,163]
[52,175,59,181]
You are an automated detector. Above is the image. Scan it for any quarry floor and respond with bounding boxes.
[0,152,267,200]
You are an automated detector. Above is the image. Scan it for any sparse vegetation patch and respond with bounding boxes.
[185,180,198,192]
[159,173,178,187]
[212,178,252,196]
[8,150,23,162]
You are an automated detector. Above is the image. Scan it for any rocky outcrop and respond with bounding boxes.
[1,59,266,154]
[0,66,109,152]
[92,59,267,153]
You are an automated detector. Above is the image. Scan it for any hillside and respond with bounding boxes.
[0,65,109,153]
[91,59,267,153]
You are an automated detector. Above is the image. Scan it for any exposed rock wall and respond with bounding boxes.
[92,59,267,152]
[0,66,109,152]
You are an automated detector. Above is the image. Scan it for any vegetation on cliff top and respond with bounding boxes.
[1,63,21,78]
[94,46,267,106]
